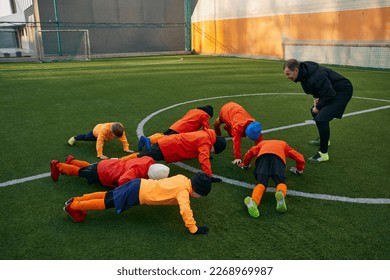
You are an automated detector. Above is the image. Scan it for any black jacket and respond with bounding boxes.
[295,61,353,110]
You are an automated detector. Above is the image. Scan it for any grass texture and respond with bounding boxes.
[0,55,389,260]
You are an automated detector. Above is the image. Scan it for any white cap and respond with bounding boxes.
[147,163,170,180]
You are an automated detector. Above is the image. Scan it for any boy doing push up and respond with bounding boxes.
[239,140,305,218]
[64,172,213,234]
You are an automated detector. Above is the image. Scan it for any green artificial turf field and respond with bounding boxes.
[0,55,389,260]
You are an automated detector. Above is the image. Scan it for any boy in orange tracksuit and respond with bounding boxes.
[67,122,134,159]
[138,105,213,151]
[214,102,263,165]
[63,172,213,235]
[50,155,169,188]
[238,140,305,218]
[123,129,226,180]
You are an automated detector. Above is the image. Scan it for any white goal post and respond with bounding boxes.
[37,29,91,60]
[283,39,390,69]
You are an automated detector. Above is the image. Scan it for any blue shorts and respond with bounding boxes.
[113,178,141,214]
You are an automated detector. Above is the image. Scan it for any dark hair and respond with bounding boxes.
[112,122,124,137]
[283,59,299,71]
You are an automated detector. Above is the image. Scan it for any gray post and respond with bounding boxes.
[184,0,192,51]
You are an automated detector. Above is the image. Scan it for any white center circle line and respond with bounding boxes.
[137,93,390,205]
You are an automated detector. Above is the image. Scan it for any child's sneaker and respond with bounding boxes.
[63,203,86,222]
[244,196,260,218]
[68,136,76,146]
[51,160,60,181]
[275,191,287,213]
[308,151,329,163]
[65,197,74,206]
[65,155,75,164]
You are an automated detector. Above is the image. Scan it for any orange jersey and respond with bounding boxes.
[158,129,216,176]
[169,108,211,133]
[217,102,259,159]
[93,123,130,157]
[139,175,198,233]
[243,140,305,171]
[97,156,155,188]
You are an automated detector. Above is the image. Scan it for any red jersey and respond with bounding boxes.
[218,102,262,159]
[158,129,216,176]
[97,156,155,188]
[169,108,211,133]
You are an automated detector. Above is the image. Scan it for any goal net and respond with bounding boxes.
[38,29,91,60]
[283,39,390,69]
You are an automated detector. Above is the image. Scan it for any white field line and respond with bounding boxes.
[126,57,184,66]
[174,162,390,205]
[2,93,390,205]
[0,172,51,188]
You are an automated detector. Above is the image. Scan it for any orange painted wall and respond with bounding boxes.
[192,7,390,58]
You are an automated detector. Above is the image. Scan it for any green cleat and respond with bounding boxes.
[308,151,329,163]
[275,191,287,213]
[244,196,260,218]
[308,138,330,146]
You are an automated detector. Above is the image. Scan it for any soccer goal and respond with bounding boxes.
[283,39,390,69]
[37,29,91,60]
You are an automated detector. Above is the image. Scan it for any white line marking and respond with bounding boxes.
[174,162,390,204]
[2,93,390,205]
[127,57,184,66]
[0,173,51,188]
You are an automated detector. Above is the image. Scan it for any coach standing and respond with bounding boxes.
[283,59,353,163]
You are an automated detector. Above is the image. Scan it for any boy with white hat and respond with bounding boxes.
[51,155,169,188]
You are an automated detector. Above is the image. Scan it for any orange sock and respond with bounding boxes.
[70,159,90,168]
[72,199,106,211]
[149,133,164,144]
[276,183,287,197]
[251,184,266,206]
[120,153,139,160]
[57,163,80,176]
[72,192,107,211]
[75,191,107,201]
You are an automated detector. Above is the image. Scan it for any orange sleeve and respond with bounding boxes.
[243,144,261,166]
[201,115,210,130]
[285,145,305,171]
[213,118,222,136]
[176,190,198,233]
[197,144,213,176]
[95,124,111,157]
[118,131,130,151]
[231,130,243,160]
